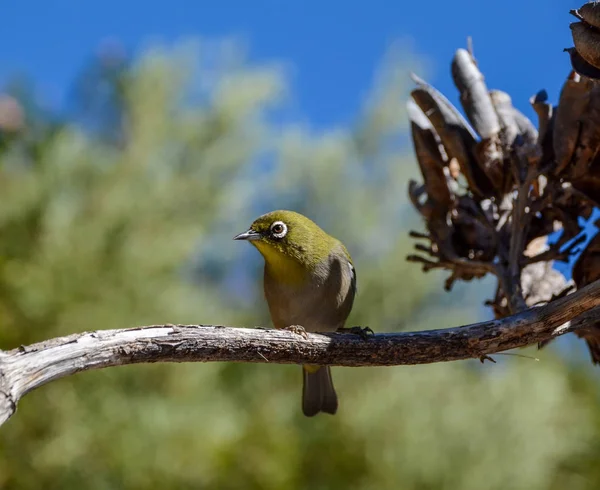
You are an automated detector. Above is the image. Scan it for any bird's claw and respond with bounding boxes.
[479,354,496,364]
[283,325,309,339]
[337,326,374,340]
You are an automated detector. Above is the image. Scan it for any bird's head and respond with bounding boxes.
[234,210,335,267]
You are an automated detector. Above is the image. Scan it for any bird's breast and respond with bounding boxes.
[263,251,355,333]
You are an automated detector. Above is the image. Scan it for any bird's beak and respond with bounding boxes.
[233,229,262,241]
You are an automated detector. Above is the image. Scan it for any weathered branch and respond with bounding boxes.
[3,278,600,427]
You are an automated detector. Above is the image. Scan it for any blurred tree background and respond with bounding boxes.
[0,39,600,490]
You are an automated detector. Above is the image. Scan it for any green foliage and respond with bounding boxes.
[0,40,599,489]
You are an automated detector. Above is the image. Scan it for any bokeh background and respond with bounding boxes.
[1,1,599,489]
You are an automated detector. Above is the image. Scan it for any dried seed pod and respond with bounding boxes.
[451,49,501,139]
[513,112,539,147]
[488,90,535,186]
[407,97,440,135]
[489,90,520,148]
[411,73,478,140]
[571,22,600,69]
[490,90,539,147]
[450,196,496,262]
[553,70,593,175]
[408,100,452,215]
[571,175,600,204]
[531,110,555,189]
[530,90,554,146]
[472,137,506,195]
[572,3,600,30]
[452,49,507,195]
[553,82,600,205]
[569,85,600,180]
[565,47,600,79]
[410,88,475,153]
[410,81,494,198]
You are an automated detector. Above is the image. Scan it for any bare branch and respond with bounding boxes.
[2,278,600,427]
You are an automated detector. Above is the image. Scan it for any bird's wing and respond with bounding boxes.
[337,241,357,295]
[348,261,357,295]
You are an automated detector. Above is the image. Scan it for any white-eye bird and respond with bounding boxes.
[234,210,356,416]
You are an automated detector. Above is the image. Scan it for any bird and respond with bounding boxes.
[234,210,357,417]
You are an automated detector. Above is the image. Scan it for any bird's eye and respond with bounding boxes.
[270,221,288,239]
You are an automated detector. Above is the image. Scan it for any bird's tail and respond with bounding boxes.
[302,365,338,417]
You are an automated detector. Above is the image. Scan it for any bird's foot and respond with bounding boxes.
[337,326,374,340]
[283,325,309,339]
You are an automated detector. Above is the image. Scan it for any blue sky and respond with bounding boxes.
[1,0,575,128]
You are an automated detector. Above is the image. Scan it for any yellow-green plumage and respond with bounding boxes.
[234,210,356,416]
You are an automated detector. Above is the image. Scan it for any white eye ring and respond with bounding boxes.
[270,221,288,239]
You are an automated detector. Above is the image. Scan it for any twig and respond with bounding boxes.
[409,230,431,240]
[406,254,495,276]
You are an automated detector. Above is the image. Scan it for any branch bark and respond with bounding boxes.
[2,278,600,427]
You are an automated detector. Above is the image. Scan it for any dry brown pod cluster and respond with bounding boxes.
[407,2,600,364]
[569,2,600,79]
